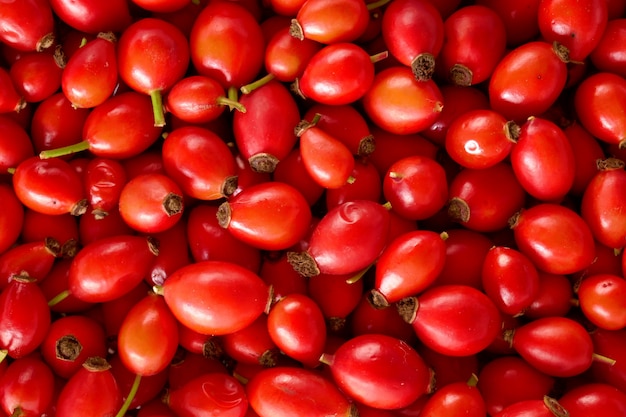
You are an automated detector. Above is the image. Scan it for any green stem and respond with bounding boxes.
[115,374,142,417]
[150,90,166,127]
[0,349,7,363]
[346,265,372,284]
[216,96,247,113]
[227,86,239,104]
[6,167,15,175]
[318,353,334,366]
[47,289,71,307]
[367,0,393,10]
[39,140,90,159]
[240,73,276,95]
[370,50,389,63]
[152,285,164,296]
[467,373,479,387]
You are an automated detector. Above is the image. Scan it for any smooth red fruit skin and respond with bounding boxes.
[590,18,626,78]
[267,293,327,367]
[55,358,122,417]
[299,123,356,189]
[298,43,375,105]
[538,0,608,62]
[447,162,527,233]
[0,279,51,358]
[267,0,306,16]
[0,67,24,114]
[525,272,573,320]
[247,366,356,417]
[0,184,24,255]
[419,379,486,417]
[259,253,308,301]
[131,0,189,13]
[559,382,626,417]
[296,200,390,276]
[327,334,431,410]
[423,85,490,146]
[273,147,325,206]
[162,261,270,335]
[100,281,151,339]
[117,18,190,119]
[494,398,567,417]
[324,158,381,210]
[383,154,448,221]
[109,353,169,410]
[565,122,607,196]
[374,230,446,305]
[512,203,596,275]
[82,91,164,159]
[445,109,516,169]
[303,103,374,157]
[77,207,134,246]
[39,259,93,314]
[488,41,568,122]
[62,34,118,109]
[0,115,34,174]
[475,0,540,46]
[381,0,444,80]
[118,173,184,234]
[362,66,444,135]
[162,126,238,200]
[165,75,229,124]
[0,0,55,52]
[40,315,107,379]
[186,204,261,273]
[265,26,322,82]
[30,92,90,155]
[581,159,626,249]
[190,2,264,88]
[293,0,368,44]
[481,246,540,316]
[511,316,594,377]
[0,356,55,417]
[68,235,158,303]
[410,285,501,356]
[511,117,575,201]
[9,50,63,103]
[438,5,507,86]
[233,80,301,172]
[144,221,193,287]
[477,356,555,416]
[0,239,59,290]
[219,314,278,366]
[435,229,493,289]
[167,372,248,417]
[589,328,626,392]
[21,211,78,251]
[574,72,626,147]
[118,293,179,376]
[0,355,55,416]
[12,156,86,216]
[578,273,626,331]
[219,182,312,251]
[48,0,132,34]
[350,293,417,343]
[168,352,229,390]
[307,271,364,324]
[137,398,178,417]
